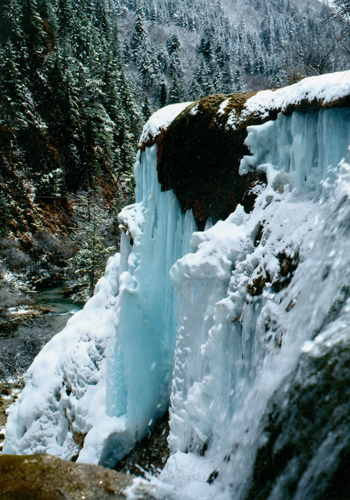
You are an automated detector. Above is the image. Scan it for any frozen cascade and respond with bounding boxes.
[98,144,197,466]
[168,107,350,454]
[2,136,196,466]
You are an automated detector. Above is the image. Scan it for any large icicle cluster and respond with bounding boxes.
[158,106,350,500]
[5,71,350,500]
[102,143,197,466]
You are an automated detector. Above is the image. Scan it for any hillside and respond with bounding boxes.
[116,0,349,107]
[0,0,147,303]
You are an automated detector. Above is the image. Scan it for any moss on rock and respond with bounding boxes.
[245,333,350,500]
[154,93,268,230]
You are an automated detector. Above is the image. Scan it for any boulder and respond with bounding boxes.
[0,454,140,500]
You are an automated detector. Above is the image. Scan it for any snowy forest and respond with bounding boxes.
[1,0,350,298]
[3,1,350,499]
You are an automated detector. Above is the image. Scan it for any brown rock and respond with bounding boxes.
[0,454,140,500]
[142,93,268,231]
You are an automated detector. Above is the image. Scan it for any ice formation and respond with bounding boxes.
[102,144,197,466]
[5,71,350,499]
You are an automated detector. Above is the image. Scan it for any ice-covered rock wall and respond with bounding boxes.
[5,71,350,500]
[139,72,350,500]
[161,106,350,499]
[169,106,350,452]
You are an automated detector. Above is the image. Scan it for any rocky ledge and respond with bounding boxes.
[0,454,153,500]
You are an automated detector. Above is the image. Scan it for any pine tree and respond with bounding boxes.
[0,40,32,130]
[159,79,167,107]
[0,192,10,236]
[198,26,214,61]
[166,33,181,54]
[142,94,152,120]
[167,72,184,103]
[233,68,244,92]
[130,13,148,62]
[70,192,115,299]
[123,39,131,64]
[220,58,233,94]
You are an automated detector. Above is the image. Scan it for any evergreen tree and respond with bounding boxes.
[70,192,115,299]
[142,95,152,119]
[156,46,169,72]
[168,72,185,103]
[130,13,148,62]
[233,68,244,93]
[123,39,131,64]
[0,192,10,236]
[0,40,32,130]
[198,26,214,61]
[0,0,144,240]
[159,79,167,107]
[166,33,181,54]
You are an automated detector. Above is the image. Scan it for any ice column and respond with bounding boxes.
[106,145,196,450]
[241,108,350,195]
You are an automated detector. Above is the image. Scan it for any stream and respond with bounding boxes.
[33,286,82,334]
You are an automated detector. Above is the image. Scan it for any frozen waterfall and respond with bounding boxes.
[102,144,197,466]
[2,102,197,466]
[4,71,350,500]
[154,105,350,500]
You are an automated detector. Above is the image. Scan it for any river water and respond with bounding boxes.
[33,286,82,335]
[0,285,82,381]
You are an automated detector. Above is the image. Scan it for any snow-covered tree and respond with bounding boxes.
[70,192,115,300]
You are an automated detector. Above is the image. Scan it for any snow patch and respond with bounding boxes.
[139,102,192,146]
[242,70,350,120]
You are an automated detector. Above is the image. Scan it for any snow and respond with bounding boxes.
[242,70,350,121]
[217,99,230,116]
[189,103,200,116]
[3,253,121,463]
[214,71,350,132]
[138,102,192,146]
[4,72,350,498]
[126,451,230,500]
[225,108,237,130]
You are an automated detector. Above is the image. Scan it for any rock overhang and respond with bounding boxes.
[139,70,350,230]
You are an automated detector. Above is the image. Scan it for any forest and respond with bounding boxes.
[0,0,350,300]
[2,0,350,495]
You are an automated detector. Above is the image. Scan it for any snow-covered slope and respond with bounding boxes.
[5,71,350,499]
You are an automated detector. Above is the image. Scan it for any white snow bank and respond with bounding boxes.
[3,253,121,464]
[139,102,192,146]
[242,70,350,120]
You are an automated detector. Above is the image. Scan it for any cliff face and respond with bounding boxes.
[142,77,350,230]
[4,71,350,500]
[144,92,265,230]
